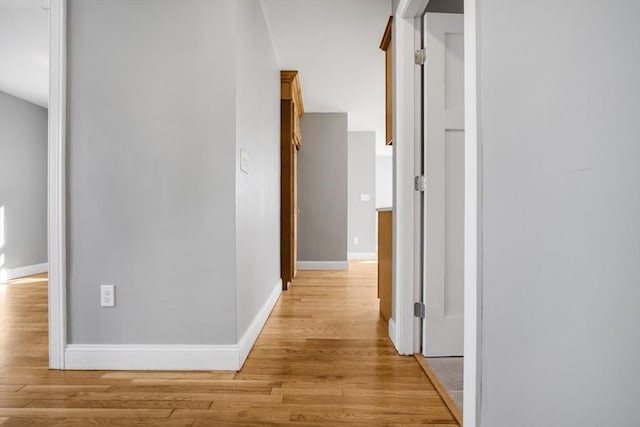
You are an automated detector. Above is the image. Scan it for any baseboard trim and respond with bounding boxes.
[65,344,239,370]
[5,263,48,281]
[297,261,348,270]
[347,252,377,260]
[388,317,398,350]
[237,279,282,368]
[65,278,282,371]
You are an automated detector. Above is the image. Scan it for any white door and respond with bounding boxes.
[422,12,465,357]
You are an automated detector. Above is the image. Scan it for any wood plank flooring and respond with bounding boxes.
[0,263,459,426]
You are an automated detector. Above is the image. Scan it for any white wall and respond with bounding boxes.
[478,1,640,425]
[0,2,49,107]
[235,0,281,341]
[376,155,393,208]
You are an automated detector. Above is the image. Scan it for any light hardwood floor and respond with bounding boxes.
[0,263,459,426]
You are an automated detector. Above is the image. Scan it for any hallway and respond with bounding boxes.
[0,262,459,426]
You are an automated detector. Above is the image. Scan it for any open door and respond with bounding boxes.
[281,71,304,290]
[422,13,464,357]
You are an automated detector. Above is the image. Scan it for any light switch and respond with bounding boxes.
[240,149,249,174]
[360,194,370,201]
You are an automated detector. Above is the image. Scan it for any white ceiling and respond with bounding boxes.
[0,0,49,108]
[0,0,392,134]
[261,0,392,156]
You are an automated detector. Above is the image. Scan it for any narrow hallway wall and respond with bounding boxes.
[0,91,47,278]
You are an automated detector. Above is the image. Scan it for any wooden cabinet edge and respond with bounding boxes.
[379,16,393,50]
[380,17,393,146]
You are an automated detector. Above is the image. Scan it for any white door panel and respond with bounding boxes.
[422,12,465,357]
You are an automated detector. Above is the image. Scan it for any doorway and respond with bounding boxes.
[0,1,50,285]
[392,0,482,422]
[0,0,52,371]
[416,4,465,422]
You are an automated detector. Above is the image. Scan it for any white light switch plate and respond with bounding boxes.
[360,194,370,201]
[240,149,249,174]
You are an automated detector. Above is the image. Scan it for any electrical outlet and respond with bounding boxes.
[100,285,115,307]
[353,236,359,245]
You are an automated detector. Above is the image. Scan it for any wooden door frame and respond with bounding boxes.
[280,99,295,290]
[392,0,481,425]
[280,71,303,290]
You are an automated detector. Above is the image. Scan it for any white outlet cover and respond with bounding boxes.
[100,284,115,307]
[353,236,359,245]
[240,149,249,174]
[360,194,370,201]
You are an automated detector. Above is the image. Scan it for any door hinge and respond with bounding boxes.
[414,302,426,319]
[414,48,426,65]
[414,175,427,192]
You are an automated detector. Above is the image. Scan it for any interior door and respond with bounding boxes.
[422,12,465,357]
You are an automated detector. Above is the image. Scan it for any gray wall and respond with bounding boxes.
[67,0,238,344]
[235,0,281,340]
[298,113,348,262]
[0,91,47,271]
[425,0,463,14]
[348,131,376,254]
[478,1,640,425]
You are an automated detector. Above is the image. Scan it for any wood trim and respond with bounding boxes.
[384,41,393,145]
[281,71,304,290]
[281,71,303,149]
[380,17,393,145]
[380,16,393,50]
[414,354,463,426]
[280,100,295,289]
[378,210,392,322]
[281,70,304,116]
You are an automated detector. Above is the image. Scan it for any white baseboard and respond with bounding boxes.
[388,317,399,351]
[237,279,282,368]
[348,252,377,260]
[65,279,282,371]
[4,263,48,281]
[65,344,240,370]
[297,261,348,270]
